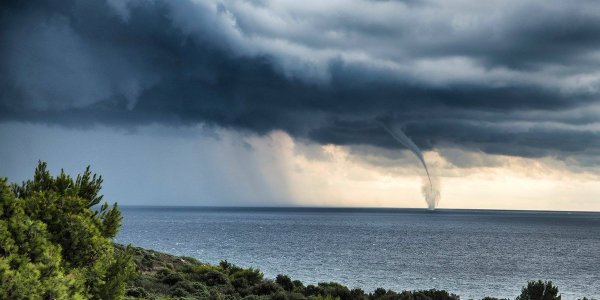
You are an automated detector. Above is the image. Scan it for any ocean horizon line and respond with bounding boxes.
[118,205,600,215]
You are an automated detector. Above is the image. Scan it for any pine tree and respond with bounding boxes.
[0,162,135,300]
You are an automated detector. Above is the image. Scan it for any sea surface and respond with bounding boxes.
[115,207,600,299]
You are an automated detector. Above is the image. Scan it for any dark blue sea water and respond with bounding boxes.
[115,207,600,299]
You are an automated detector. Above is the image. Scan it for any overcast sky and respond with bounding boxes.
[1,0,600,210]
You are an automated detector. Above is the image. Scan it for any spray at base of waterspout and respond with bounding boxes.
[378,119,441,209]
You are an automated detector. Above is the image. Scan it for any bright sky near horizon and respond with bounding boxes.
[1,0,600,211]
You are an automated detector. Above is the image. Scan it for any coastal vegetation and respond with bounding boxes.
[0,162,135,299]
[0,162,595,300]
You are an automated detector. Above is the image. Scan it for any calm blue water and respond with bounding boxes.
[115,207,600,299]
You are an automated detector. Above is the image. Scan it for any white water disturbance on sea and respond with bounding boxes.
[378,120,441,209]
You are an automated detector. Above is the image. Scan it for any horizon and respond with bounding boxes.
[117,204,600,214]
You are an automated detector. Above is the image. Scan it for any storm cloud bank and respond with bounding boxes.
[2,0,600,165]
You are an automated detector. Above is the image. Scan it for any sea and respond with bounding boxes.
[115,207,600,299]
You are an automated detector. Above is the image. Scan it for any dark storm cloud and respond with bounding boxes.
[2,0,600,163]
[416,5,600,70]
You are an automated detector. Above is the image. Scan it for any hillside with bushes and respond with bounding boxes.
[122,244,463,300]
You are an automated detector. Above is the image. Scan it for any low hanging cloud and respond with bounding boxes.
[2,0,600,167]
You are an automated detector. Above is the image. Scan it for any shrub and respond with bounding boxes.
[293,280,306,292]
[305,285,326,297]
[220,260,244,274]
[231,268,264,286]
[160,269,185,285]
[350,288,367,300]
[318,282,352,300]
[233,276,250,290]
[371,288,388,299]
[516,281,561,300]
[277,274,295,291]
[167,280,210,298]
[243,295,271,300]
[202,270,231,286]
[289,292,308,300]
[272,291,289,300]
[419,289,459,300]
[252,281,285,296]
[309,296,341,300]
[125,286,148,298]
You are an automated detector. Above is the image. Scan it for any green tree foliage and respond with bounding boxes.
[516,281,561,300]
[366,288,459,300]
[276,275,294,292]
[0,162,134,299]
